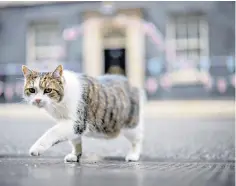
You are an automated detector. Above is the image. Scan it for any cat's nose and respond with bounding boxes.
[35,99,41,104]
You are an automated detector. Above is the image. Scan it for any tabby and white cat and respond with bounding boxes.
[22,65,145,163]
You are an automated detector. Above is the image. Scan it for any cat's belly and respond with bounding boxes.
[82,127,120,139]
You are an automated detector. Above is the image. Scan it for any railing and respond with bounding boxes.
[145,56,235,100]
[0,56,234,103]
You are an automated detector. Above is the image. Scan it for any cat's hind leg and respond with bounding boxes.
[123,88,145,162]
[123,122,144,162]
[64,137,82,163]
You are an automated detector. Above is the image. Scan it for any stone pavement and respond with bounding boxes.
[0,107,234,186]
[0,116,234,161]
[0,157,234,186]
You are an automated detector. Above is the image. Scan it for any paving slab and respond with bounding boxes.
[0,157,234,186]
[0,113,234,186]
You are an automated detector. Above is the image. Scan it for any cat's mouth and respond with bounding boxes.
[36,104,44,108]
[32,102,45,108]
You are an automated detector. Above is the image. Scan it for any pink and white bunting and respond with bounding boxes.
[217,78,227,94]
[231,75,235,88]
[62,15,168,55]
[15,81,23,96]
[160,75,172,91]
[4,84,14,101]
[0,81,3,96]
[146,78,158,94]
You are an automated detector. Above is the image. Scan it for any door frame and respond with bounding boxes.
[82,8,145,89]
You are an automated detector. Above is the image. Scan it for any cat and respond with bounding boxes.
[22,65,145,163]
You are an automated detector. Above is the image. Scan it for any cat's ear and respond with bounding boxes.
[52,65,63,78]
[22,65,33,78]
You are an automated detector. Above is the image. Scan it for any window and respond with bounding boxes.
[27,22,62,63]
[166,14,209,64]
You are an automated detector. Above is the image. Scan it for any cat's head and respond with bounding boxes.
[22,65,65,108]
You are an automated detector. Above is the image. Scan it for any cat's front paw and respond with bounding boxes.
[29,144,46,156]
[64,153,81,163]
[125,152,140,162]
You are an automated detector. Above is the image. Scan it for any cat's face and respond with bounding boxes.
[22,65,64,108]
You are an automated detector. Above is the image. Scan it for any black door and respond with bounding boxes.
[104,48,126,76]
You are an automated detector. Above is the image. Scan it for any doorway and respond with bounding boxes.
[104,48,126,76]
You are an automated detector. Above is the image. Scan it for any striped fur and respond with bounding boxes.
[77,74,140,138]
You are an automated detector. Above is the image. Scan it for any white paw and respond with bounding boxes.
[64,153,81,163]
[125,152,140,162]
[29,144,46,156]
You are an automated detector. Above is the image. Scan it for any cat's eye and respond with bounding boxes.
[44,88,52,94]
[28,88,35,93]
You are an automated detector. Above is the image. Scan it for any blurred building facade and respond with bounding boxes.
[0,1,234,102]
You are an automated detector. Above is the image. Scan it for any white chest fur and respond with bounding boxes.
[45,103,70,120]
[45,70,83,121]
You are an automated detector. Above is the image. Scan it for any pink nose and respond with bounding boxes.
[35,99,41,104]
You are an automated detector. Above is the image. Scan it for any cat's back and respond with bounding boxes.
[96,74,135,105]
[96,74,128,86]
